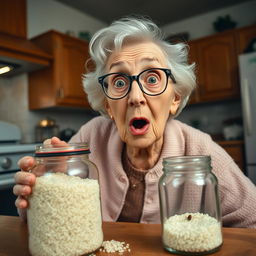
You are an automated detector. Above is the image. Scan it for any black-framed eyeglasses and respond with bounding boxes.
[98,68,176,100]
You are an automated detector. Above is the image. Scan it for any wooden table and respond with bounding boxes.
[0,215,255,256]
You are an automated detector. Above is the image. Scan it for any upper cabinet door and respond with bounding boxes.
[0,0,26,38]
[55,35,89,106]
[190,33,239,103]
[186,25,256,106]
[198,33,239,102]
[29,31,90,110]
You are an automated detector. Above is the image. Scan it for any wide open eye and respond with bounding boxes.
[146,75,159,85]
[143,71,161,87]
[113,78,127,88]
[140,69,166,94]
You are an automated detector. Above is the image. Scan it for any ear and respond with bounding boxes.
[104,99,113,119]
[170,93,181,116]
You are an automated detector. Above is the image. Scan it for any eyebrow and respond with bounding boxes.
[109,61,125,70]
[109,57,160,71]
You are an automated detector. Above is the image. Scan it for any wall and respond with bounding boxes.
[0,75,98,143]
[162,0,256,40]
[0,0,255,143]
[177,100,242,136]
[27,0,105,38]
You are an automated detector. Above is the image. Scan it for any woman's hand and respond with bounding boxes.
[13,155,36,209]
[13,137,67,210]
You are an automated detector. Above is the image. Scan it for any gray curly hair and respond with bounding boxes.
[83,16,196,117]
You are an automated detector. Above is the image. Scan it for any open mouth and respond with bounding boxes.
[129,118,149,135]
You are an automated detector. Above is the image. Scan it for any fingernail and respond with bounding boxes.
[22,162,29,169]
[22,187,28,195]
[24,159,32,169]
[26,176,32,183]
[17,159,29,168]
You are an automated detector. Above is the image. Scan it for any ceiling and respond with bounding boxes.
[55,0,252,26]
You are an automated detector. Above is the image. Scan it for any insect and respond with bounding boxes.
[187,214,192,221]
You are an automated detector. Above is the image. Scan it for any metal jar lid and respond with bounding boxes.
[35,143,90,157]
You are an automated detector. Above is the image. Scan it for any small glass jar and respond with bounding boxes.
[159,156,222,255]
[27,143,103,256]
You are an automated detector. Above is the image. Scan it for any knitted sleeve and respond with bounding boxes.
[190,131,256,228]
[210,144,256,228]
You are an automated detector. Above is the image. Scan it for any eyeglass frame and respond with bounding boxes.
[98,67,176,100]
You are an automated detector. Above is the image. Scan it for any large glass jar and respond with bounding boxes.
[27,143,103,256]
[159,156,222,255]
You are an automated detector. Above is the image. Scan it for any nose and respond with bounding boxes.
[127,80,146,107]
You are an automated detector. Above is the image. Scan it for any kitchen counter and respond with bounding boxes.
[216,140,244,146]
[0,215,255,256]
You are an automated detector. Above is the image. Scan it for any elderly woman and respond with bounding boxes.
[14,17,256,227]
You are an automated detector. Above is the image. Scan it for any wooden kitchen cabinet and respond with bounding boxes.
[29,30,90,109]
[187,41,200,104]
[188,32,239,103]
[236,24,256,54]
[188,24,256,105]
[0,0,27,38]
[217,140,245,171]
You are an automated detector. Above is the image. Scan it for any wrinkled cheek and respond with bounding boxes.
[120,130,128,143]
[151,122,160,139]
[115,122,128,143]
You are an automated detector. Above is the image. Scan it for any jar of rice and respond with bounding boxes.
[27,143,103,256]
[159,156,223,255]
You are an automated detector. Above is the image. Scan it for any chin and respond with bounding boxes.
[126,137,156,149]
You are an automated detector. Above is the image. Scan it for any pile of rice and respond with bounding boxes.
[89,240,131,256]
[100,240,130,253]
[163,212,222,253]
[27,173,103,256]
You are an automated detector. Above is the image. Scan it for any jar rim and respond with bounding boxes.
[163,155,211,165]
[35,143,90,157]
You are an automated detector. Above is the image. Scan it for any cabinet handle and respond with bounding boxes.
[57,88,64,98]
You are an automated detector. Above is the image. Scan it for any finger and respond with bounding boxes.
[17,156,36,172]
[15,196,28,209]
[13,184,32,196]
[51,136,68,146]
[14,171,36,185]
[43,137,68,147]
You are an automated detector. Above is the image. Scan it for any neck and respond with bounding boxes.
[125,137,163,170]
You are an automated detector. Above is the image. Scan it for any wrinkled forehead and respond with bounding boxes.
[105,40,168,71]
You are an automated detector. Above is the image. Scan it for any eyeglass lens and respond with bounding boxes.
[102,68,167,98]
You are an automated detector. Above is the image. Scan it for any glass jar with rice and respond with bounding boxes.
[27,143,103,256]
[159,155,222,255]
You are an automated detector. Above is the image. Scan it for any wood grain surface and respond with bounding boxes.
[0,216,255,256]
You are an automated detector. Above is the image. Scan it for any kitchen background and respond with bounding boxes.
[0,0,255,144]
[1,0,256,216]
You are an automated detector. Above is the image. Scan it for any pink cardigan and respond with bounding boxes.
[70,116,256,228]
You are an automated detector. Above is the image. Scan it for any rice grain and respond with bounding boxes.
[27,173,103,256]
